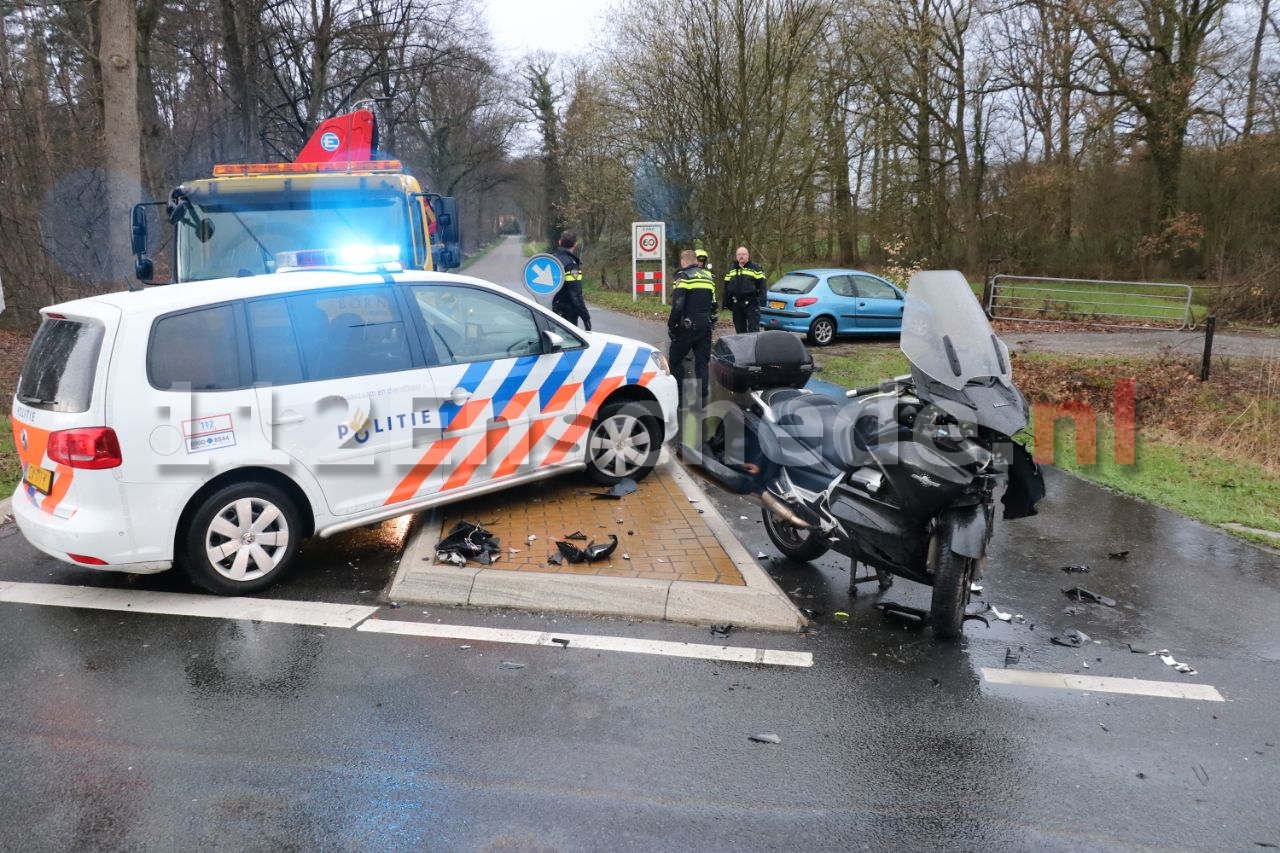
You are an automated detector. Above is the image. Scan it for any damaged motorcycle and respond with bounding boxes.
[695,270,1045,639]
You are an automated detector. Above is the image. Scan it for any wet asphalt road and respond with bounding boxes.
[1,239,1278,851]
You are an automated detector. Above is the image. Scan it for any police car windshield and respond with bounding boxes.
[176,191,408,281]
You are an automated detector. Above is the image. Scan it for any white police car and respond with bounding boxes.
[10,268,677,594]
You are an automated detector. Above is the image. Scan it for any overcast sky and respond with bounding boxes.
[483,0,617,59]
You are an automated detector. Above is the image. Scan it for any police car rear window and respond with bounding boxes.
[17,317,104,413]
[149,305,245,391]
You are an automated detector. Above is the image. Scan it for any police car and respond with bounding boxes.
[10,268,677,594]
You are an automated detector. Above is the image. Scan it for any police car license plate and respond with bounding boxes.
[768,300,785,310]
[24,464,53,495]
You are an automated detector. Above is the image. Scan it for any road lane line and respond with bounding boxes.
[0,582,379,628]
[359,619,814,667]
[982,667,1224,702]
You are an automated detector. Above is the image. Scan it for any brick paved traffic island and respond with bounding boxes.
[436,467,745,586]
[389,456,804,629]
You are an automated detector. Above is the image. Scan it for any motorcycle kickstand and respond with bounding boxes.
[849,559,894,595]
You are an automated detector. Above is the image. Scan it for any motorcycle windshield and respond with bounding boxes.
[901,271,1013,391]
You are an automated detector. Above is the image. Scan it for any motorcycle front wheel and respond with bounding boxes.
[762,505,829,562]
[929,531,975,640]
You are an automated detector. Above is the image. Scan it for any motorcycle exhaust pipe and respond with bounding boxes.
[761,491,814,529]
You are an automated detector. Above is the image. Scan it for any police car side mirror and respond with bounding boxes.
[543,330,565,352]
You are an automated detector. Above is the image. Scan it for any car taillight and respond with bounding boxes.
[795,297,818,307]
[68,554,109,565]
[47,427,122,470]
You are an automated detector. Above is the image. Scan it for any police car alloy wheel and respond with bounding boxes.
[585,401,660,485]
[182,481,302,595]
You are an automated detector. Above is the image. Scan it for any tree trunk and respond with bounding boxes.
[99,0,140,284]
[1244,0,1271,138]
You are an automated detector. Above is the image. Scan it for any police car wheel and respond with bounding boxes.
[585,402,660,485]
[181,481,302,595]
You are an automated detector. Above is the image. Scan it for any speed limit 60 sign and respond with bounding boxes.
[632,221,664,261]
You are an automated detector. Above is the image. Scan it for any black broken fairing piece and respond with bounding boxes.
[585,535,618,562]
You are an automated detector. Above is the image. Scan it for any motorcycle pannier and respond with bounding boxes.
[711,331,815,392]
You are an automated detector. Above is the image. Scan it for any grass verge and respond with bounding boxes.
[819,346,1280,541]
[0,416,19,497]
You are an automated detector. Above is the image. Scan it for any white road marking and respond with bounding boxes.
[0,581,378,628]
[982,667,1224,702]
[359,619,814,667]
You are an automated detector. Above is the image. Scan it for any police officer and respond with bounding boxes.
[722,245,766,333]
[694,248,713,276]
[668,248,718,409]
[551,230,591,331]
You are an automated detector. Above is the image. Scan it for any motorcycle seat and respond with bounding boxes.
[771,393,856,470]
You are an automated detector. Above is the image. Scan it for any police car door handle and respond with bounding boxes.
[270,411,306,426]
[450,387,472,405]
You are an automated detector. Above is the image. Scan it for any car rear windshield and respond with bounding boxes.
[771,273,818,294]
[16,317,105,413]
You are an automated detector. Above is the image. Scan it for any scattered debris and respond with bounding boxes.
[800,607,823,618]
[988,604,1013,622]
[622,553,631,560]
[1061,564,1091,574]
[592,478,638,499]
[1151,649,1198,675]
[556,540,589,562]
[507,547,521,554]
[1004,646,1023,667]
[1127,642,1152,654]
[1052,629,1091,648]
[740,515,749,520]
[500,661,525,670]
[435,550,466,567]
[1099,723,1109,732]
[875,602,927,627]
[1193,764,1209,786]
[551,637,570,648]
[756,551,768,559]
[833,611,850,622]
[527,534,538,543]
[928,677,941,687]
[564,530,588,541]
[586,535,619,560]
[711,624,734,639]
[1062,586,1116,607]
[459,645,471,650]
[748,733,781,744]
[1063,606,1083,616]
[1082,661,1090,669]
[547,552,564,566]
[969,583,983,593]
[1108,550,1130,560]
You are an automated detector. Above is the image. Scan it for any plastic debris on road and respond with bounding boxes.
[1108,550,1130,560]
[1004,646,1023,667]
[833,611,850,622]
[756,551,768,559]
[1151,649,1198,675]
[1062,586,1116,607]
[564,530,588,541]
[592,478,638,500]
[711,624,734,639]
[434,520,502,567]
[1061,564,1091,574]
[748,733,781,744]
[555,541,587,563]
[500,661,526,670]
[584,536,618,561]
[1051,629,1091,648]
[875,602,927,627]
[988,604,1014,622]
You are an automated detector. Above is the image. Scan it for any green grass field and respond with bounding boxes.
[0,416,19,497]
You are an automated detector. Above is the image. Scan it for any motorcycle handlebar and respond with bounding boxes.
[847,374,912,398]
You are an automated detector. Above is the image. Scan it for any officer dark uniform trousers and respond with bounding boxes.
[723,260,767,333]
[551,246,591,330]
[668,262,718,408]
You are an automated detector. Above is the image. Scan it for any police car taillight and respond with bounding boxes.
[48,427,123,470]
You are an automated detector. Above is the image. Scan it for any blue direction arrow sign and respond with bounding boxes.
[523,253,565,298]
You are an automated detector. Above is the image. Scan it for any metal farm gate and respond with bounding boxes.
[985,275,1195,329]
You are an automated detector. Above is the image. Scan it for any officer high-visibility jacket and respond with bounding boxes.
[668,265,718,335]
[723,261,766,307]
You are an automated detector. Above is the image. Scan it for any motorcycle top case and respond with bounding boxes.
[711,331,815,392]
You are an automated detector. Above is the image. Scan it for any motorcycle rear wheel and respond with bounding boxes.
[929,532,974,640]
[762,505,829,562]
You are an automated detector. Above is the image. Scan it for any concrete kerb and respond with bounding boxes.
[388,451,805,631]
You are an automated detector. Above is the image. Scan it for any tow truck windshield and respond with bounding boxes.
[175,191,411,281]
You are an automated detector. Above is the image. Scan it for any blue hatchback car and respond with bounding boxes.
[759,269,906,345]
